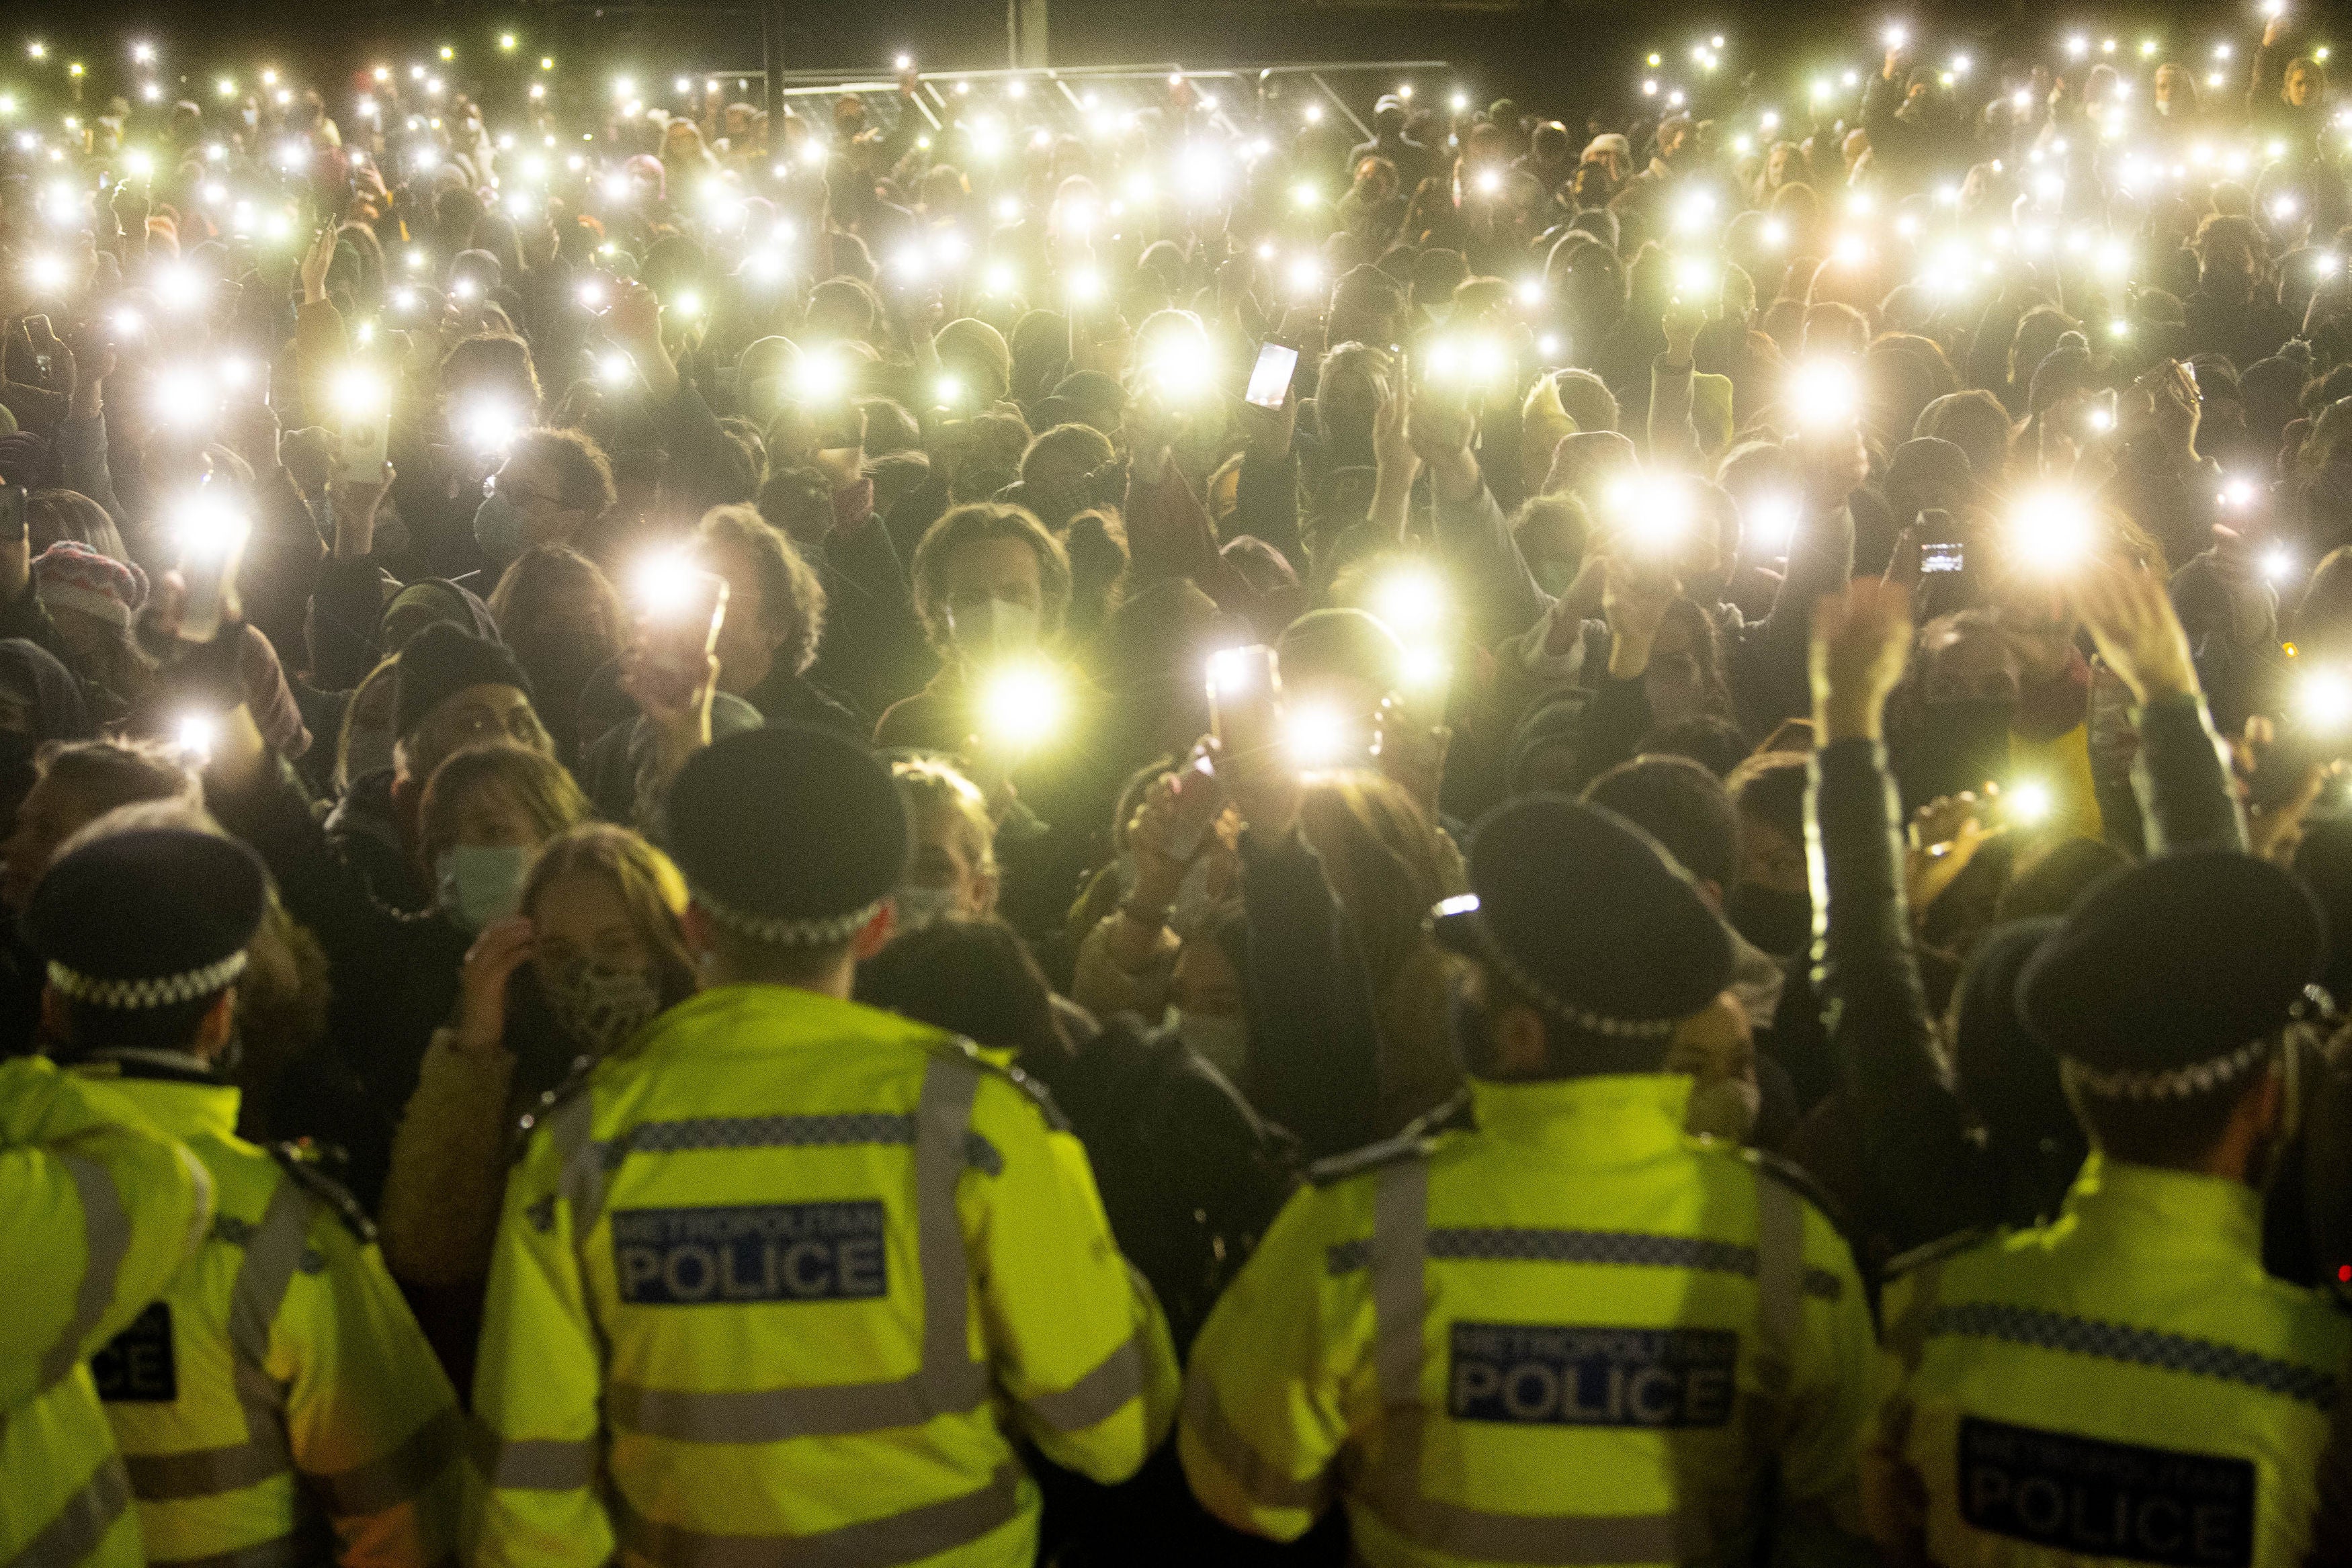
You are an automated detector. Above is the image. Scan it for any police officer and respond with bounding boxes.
[31,826,467,1568]
[1180,795,1877,1565]
[471,725,1179,1568]
[1864,849,2352,1567]
[2,1043,213,1568]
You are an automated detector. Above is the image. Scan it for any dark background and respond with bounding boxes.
[10,0,2248,131]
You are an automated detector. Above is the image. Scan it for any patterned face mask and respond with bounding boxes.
[543,957,663,1057]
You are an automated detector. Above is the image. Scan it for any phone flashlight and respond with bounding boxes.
[978,660,1069,753]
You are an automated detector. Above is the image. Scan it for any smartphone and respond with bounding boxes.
[640,567,730,689]
[176,491,248,646]
[1161,748,1225,863]
[2083,387,2117,434]
[338,404,391,484]
[1922,540,1966,574]
[1244,341,1300,410]
[1207,644,1280,762]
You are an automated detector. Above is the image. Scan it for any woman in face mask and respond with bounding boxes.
[882,504,1124,937]
[415,742,592,937]
[378,823,694,1382]
[889,757,1001,932]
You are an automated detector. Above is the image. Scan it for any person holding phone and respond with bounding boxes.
[884,503,1131,939]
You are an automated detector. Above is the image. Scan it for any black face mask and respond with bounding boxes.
[1904,696,2017,806]
[1726,883,1812,958]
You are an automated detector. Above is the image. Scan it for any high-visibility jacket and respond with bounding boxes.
[1,1055,214,1568]
[71,1054,466,1568]
[1867,1153,2352,1567]
[1181,1074,1878,1567]
[470,985,1180,1568]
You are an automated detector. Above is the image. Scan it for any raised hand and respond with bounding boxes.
[1809,577,1916,742]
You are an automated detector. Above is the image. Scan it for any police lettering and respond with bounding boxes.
[1958,1417,2256,1568]
[93,1301,177,1403]
[611,1203,888,1305]
[1447,1322,1738,1429]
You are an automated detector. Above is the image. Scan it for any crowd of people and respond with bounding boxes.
[5,7,2352,1566]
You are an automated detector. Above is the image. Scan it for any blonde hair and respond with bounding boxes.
[891,756,997,875]
[416,744,591,869]
[519,824,699,1025]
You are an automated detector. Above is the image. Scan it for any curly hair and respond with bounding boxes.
[697,503,827,676]
[909,503,1073,652]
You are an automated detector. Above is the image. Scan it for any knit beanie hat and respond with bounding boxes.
[34,541,149,628]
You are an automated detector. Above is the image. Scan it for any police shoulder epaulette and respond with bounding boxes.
[514,1053,599,1160]
[1305,1090,1474,1188]
[268,1144,376,1246]
[929,1034,1070,1133]
[1883,1226,1997,1281]
[1738,1147,1851,1231]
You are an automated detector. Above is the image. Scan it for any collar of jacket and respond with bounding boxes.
[1464,1072,1694,1162]
[638,984,957,1058]
[71,1053,241,1142]
[2054,1151,2263,1266]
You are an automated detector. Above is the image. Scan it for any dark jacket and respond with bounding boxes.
[1804,688,2243,1268]
[216,758,468,1214]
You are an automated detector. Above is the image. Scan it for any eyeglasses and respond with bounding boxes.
[483,472,558,511]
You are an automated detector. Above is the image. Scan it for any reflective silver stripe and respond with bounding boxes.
[1751,1174,1804,1402]
[149,1535,302,1568]
[220,1180,310,1490]
[614,1461,1023,1568]
[468,1416,598,1491]
[1369,1161,1428,1409]
[5,1456,130,1568]
[226,1182,312,1371]
[1022,1338,1144,1434]
[1356,1158,1712,1566]
[605,1057,990,1445]
[1180,1368,1331,1512]
[548,1091,608,1241]
[122,1440,289,1501]
[1372,1488,1699,1565]
[605,1360,991,1444]
[304,1405,460,1517]
[38,1156,132,1391]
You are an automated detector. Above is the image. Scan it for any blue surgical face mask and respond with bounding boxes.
[473,493,528,568]
[437,844,532,933]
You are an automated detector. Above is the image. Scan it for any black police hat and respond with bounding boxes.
[2018,848,2326,1094]
[1435,795,1734,1039]
[664,726,908,946]
[28,828,268,1009]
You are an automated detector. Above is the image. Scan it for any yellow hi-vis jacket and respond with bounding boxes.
[1866,1153,2352,1568]
[1,1055,214,1568]
[1181,1074,1878,1567]
[73,1056,466,1568]
[469,985,1180,1568]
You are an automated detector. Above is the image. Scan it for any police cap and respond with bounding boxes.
[665,725,908,947]
[28,828,269,1008]
[1434,795,1733,1041]
[2018,848,2326,1096]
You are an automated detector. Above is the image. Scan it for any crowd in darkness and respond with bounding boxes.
[6,6,2352,1566]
